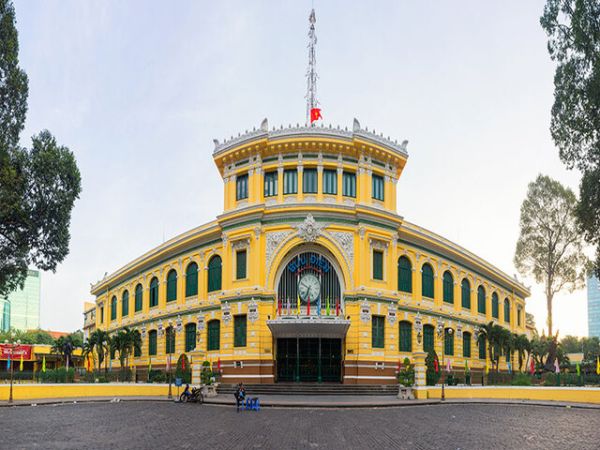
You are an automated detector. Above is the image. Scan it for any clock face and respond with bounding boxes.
[298,273,320,303]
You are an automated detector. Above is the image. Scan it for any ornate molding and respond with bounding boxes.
[328,231,354,271]
[265,231,293,269]
[248,298,259,323]
[222,302,232,326]
[360,300,371,323]
[295,214,325,242]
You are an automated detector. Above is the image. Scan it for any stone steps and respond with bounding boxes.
[217,383,399,396]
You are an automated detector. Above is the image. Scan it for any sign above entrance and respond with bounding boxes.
[288,253,330,274]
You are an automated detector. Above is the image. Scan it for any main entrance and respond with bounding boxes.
[276,337,342,382]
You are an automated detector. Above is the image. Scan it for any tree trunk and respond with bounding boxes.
[546,286,554,336]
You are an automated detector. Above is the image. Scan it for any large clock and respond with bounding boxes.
[298,273,320,303]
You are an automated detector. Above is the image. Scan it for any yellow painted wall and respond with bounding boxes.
[0,383,170,401]
[416,386,600,404]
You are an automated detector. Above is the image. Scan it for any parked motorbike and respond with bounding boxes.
[180,386,203,404]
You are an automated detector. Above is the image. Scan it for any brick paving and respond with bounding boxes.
[0,401,599,450]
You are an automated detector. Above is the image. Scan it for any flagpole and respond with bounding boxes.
[168,354,172,400]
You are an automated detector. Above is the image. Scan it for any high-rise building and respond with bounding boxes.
[0,270,41,331]
[588,274,600,338]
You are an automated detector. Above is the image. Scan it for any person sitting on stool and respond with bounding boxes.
[234,382,246,412]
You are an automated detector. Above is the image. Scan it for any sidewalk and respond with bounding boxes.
[1,394,599,410]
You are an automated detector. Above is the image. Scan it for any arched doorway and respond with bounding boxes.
[270,246,348,383]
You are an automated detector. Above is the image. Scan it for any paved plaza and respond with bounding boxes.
[1,402,599,450]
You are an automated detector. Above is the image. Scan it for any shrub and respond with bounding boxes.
[511,373,532,386]
[397,357,415,387]
[543,373,558,386]
[38,368,75,383]
[148,370,167,383]
[175,354,191,384]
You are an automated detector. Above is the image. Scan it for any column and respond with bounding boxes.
[277,166,284,203]
[336,167,343,203]
[297,165,304,201]
[316,165,323,201]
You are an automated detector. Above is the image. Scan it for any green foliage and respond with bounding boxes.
[425,349,440,386]
[148,369,167,383]
[397,357,415,388]
[0,328,54,345]
[514,174,588,335]
[540,1,600,277]
[543,372,559,387]
[511,373,533,386]
[200,360,218,385]
[38,367,75,383]
[0,0,81,297]
[175,354,191,384]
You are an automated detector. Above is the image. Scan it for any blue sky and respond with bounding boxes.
[13,0,589,336]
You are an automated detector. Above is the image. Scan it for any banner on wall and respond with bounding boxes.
[0,344,33,360]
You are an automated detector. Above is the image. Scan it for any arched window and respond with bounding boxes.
[504,298,511,323]
[185,323,197,352]
[165,326,175,354]
[148,330,157,356]
[110,296,117,321]
[477,286,486,314]
[397,256,412,293]
[444,328,454,356]
[443,271,454,304]
[461,279,471,309]
[185,262,198,297]
[399,321,412,352]
[207,320,220,351]
[207,256,222,293]
[421,263,434,299]
[135,284,143,312]
[166,269,177,302]
[121,290,129,317]
[463,331,472,358]
[149,277,159,307]
[492,292,499,319]
[423,324,435,353]
[478,336,486,359]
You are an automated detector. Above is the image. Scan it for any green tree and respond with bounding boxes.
[540,0,600,276]
[88,329,109,372]
[560,335,582,353]
[513,334,531,373]
[0,0,81,297]
[514,175,588,336]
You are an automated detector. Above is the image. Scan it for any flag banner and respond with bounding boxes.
[42,355,46,373]
[335,298,340,316]
[485,358,489,374]
[297,295,301,315]
[166,354,171,371]
[576,362,581,376]
[529,357,535,375]
[307,294,311,315]
[217,358,221,372]
[507,361,512,374]
[287,297,291,315]
[596,356,600,375]
[433,356,439,373]
[6,353,10,370]
[181,356,185,370]
[310,107,322,123]
[326,297,330,316]
[446,358,451,372]
[20,354,24,371]
[317,296,321,316]
[554,358,560,374]
[277,298,282,316]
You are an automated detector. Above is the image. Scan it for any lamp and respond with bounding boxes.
[415,312,423,344]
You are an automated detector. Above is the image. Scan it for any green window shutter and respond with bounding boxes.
[477,286,486,314]
[373,250,384,280]
[149,278,159,307]
[208,256,222,292]
[283,170,297,194]
[236,174,248,200]
[264,171,278,197]
[399,321,412,352]
[372,174,384,201]
[166,327,175,354]
[323,169,337,195]
[342,171,356,197]
[398,256,412,293]
[372,315,385,348]
[461,279,471,309]
[421,264,434,298]
[517,307,522,326]
[110,296,117,321]
[207,320,220,351]
[303,168,317,193]
[122,291,129,317]
[134,342,141,357]
[236,250,247,279]
[423,325,434,353]
[234,315,247,347]
[492,293,499,319]
[185,263,198,297]
[135,284,143,312]
[166,270,177,302]
[443,271,454,303]
[444,329,454,356]
[504,299,510,323]
[185,323,197,352]
[149,331,157,356]
[478,337,486,359]
[100,306,104,323]
[463,332,471,358]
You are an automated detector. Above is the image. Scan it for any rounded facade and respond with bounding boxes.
[90,120,529,384]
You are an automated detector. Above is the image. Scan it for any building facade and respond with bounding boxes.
[89,120,529,384]
[83,302,96,343]
[588,275,600,338]
[1,270,41,332]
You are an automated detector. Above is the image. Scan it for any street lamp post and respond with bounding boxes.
[5,339,21,404]
[436,324,452,402]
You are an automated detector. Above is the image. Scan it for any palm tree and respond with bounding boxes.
[513,334,531,372]
[88,330,109,372]
[124,328,141,369]
[82,340,95,371]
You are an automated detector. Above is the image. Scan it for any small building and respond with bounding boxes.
[0,269,41,332]
[588,275,600,338]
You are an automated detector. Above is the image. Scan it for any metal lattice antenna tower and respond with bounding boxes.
[305,8,318,125]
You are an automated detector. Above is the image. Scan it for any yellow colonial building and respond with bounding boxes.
[89,119,529,385]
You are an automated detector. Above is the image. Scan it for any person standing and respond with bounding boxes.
[234,383,246,412]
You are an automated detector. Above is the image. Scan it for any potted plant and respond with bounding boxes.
[397,357,415,400]
[200,361,219,397]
